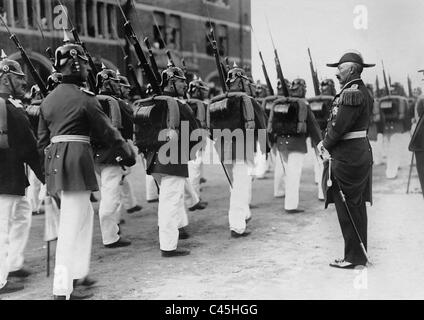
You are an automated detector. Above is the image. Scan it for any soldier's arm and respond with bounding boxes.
[85,98,135,165]
[323,89,364,150]
[306,106,323,146]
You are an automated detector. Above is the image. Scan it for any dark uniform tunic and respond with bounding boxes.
[322,78,373,265]
[0,94,44,195]
[37,76,129,194]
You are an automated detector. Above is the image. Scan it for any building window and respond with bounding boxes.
[167,15,181,50]
[203,0,230,8]
[153,11,166,49]
[217,24,228,56]
[107,4,116,39]
[205,21,216,56]
[96,2,103,38]
[87,0,95,37]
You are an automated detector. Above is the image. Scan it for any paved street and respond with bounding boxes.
[2,148,423,300]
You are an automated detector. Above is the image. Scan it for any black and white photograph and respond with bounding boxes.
[0,0,423,307]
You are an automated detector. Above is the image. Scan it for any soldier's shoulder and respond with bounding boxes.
[80,88,96,96]
[340,83,364,106]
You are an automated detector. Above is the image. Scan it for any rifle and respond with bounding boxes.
[265,16,289,97]
[251,24,274,96]
[151,13,176,68]
[143,37,161,83]
[407,75,413,98]
[382,60,390,96]
[375,75,380,98]
[57,0,98,93]
[115,0,162,95]
[308,48,321,96]
[0,16,48,97]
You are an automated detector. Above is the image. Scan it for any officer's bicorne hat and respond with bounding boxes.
[0,50,25,77]
[54,33,88,70]
[226,62,250,85]
[96,63,120,89]
[326,50,375,68]
[188,75,209,95]
[116,70,131,88]
[160,62,187,88]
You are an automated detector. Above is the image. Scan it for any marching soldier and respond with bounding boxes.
[209,64,268,237]
[0,56,44,295]
[270,78,322,212]
[185,77,210,207]
[116,72,142,215]
[134,64,199,256]
[409,85,424,195]
[380,82,409,178]
[318,50,374,268]
[38,41,135,299]
[307,79,336,199]
[26,85,46,215]
[93,65,135,248]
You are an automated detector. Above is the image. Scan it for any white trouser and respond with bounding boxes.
[276,151,305,210]
[153,175,186,251]
[370,133,384,165]
[98,165,122,245]
[254,142,268,179]
[184,179,200,209]
[188,156,202,197]
[0,195,32,289]
[120,169,137,210]
[229,162,252,234]
[53,191,93,298]
[267,146,276,173]
[274,151,285,197]
[385,133,404,178]
[27,169,43,212]
[146,174,159,201]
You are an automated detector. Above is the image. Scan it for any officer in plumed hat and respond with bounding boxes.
[318,50,374,268]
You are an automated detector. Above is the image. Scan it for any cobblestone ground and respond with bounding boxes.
[2,147,423,300]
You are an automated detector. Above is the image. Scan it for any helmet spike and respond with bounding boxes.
[116,69,121,76]
[1,50,7,60]
[63,30,71,43]
[101,62,106,70]
[233,61,238,68]
[167,59,173,68]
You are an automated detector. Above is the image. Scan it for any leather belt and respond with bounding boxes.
[51,135,90,144]
[341,130,367,140]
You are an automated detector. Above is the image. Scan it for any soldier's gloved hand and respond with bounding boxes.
[317,141,330,160]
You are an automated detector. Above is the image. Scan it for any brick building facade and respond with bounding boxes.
[0,0,251,91]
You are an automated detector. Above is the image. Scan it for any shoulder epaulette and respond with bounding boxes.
[340,84,363,106]
[8,98,24,109]
[80,88,95,96]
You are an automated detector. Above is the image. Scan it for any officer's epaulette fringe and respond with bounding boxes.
[340,87,363,106]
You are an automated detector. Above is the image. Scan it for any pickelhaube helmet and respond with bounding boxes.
[188,75,209,95]
[96,63,120,89]
[30,84,40,98]
[226,62,249,85]
[54,32,88,71]
[0,50,25,77]
[320,79,335,88]
[290,78,306,90]
[160,62,187,88]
